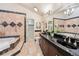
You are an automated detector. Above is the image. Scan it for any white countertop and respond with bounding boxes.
[0,37,19,52]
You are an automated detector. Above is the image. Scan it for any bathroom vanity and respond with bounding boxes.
[39,33,79,56]
[39,17,79,56]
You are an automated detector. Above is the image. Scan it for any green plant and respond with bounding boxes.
[54,27,61,33]
[51,30,54,33]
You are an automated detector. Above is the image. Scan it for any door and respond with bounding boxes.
[26,19,34,40]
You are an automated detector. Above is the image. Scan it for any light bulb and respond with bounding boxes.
[64,11,67,14]
[71,8,74,13]
[67,9,70,13]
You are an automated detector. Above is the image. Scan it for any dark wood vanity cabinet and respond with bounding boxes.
[40,38,49,55]
[39,36,63,56]
[47,42,62,56]
[39,35,72,56]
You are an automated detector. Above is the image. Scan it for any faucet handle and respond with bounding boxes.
[64,38,66,42]
[68,37,71,44]
[73,40,77,47]
[64,36,68,42]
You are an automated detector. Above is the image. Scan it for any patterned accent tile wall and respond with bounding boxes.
[1,21,23,27]
[54,18,79,33]
[10,22,16,27]
[2,21,8,27]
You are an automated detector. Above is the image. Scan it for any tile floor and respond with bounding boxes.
[17,38,43,56]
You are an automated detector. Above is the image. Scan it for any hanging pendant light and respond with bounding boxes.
[64,8,74,16]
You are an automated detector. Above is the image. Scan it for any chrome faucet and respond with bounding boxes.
[74,40,77,47]
[68,37,71,44]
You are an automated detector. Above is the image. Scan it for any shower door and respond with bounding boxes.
[26,19,34,40]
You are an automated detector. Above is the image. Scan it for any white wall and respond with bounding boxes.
[43,15,53,31]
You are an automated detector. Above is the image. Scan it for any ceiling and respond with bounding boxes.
[19,3,79,16]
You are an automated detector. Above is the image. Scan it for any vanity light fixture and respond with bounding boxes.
[34,7,38,12]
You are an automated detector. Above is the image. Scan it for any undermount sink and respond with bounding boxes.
[54,33,78,49]
[57,39,78,49]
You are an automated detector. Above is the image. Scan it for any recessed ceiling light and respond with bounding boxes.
[34,7,38,12]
